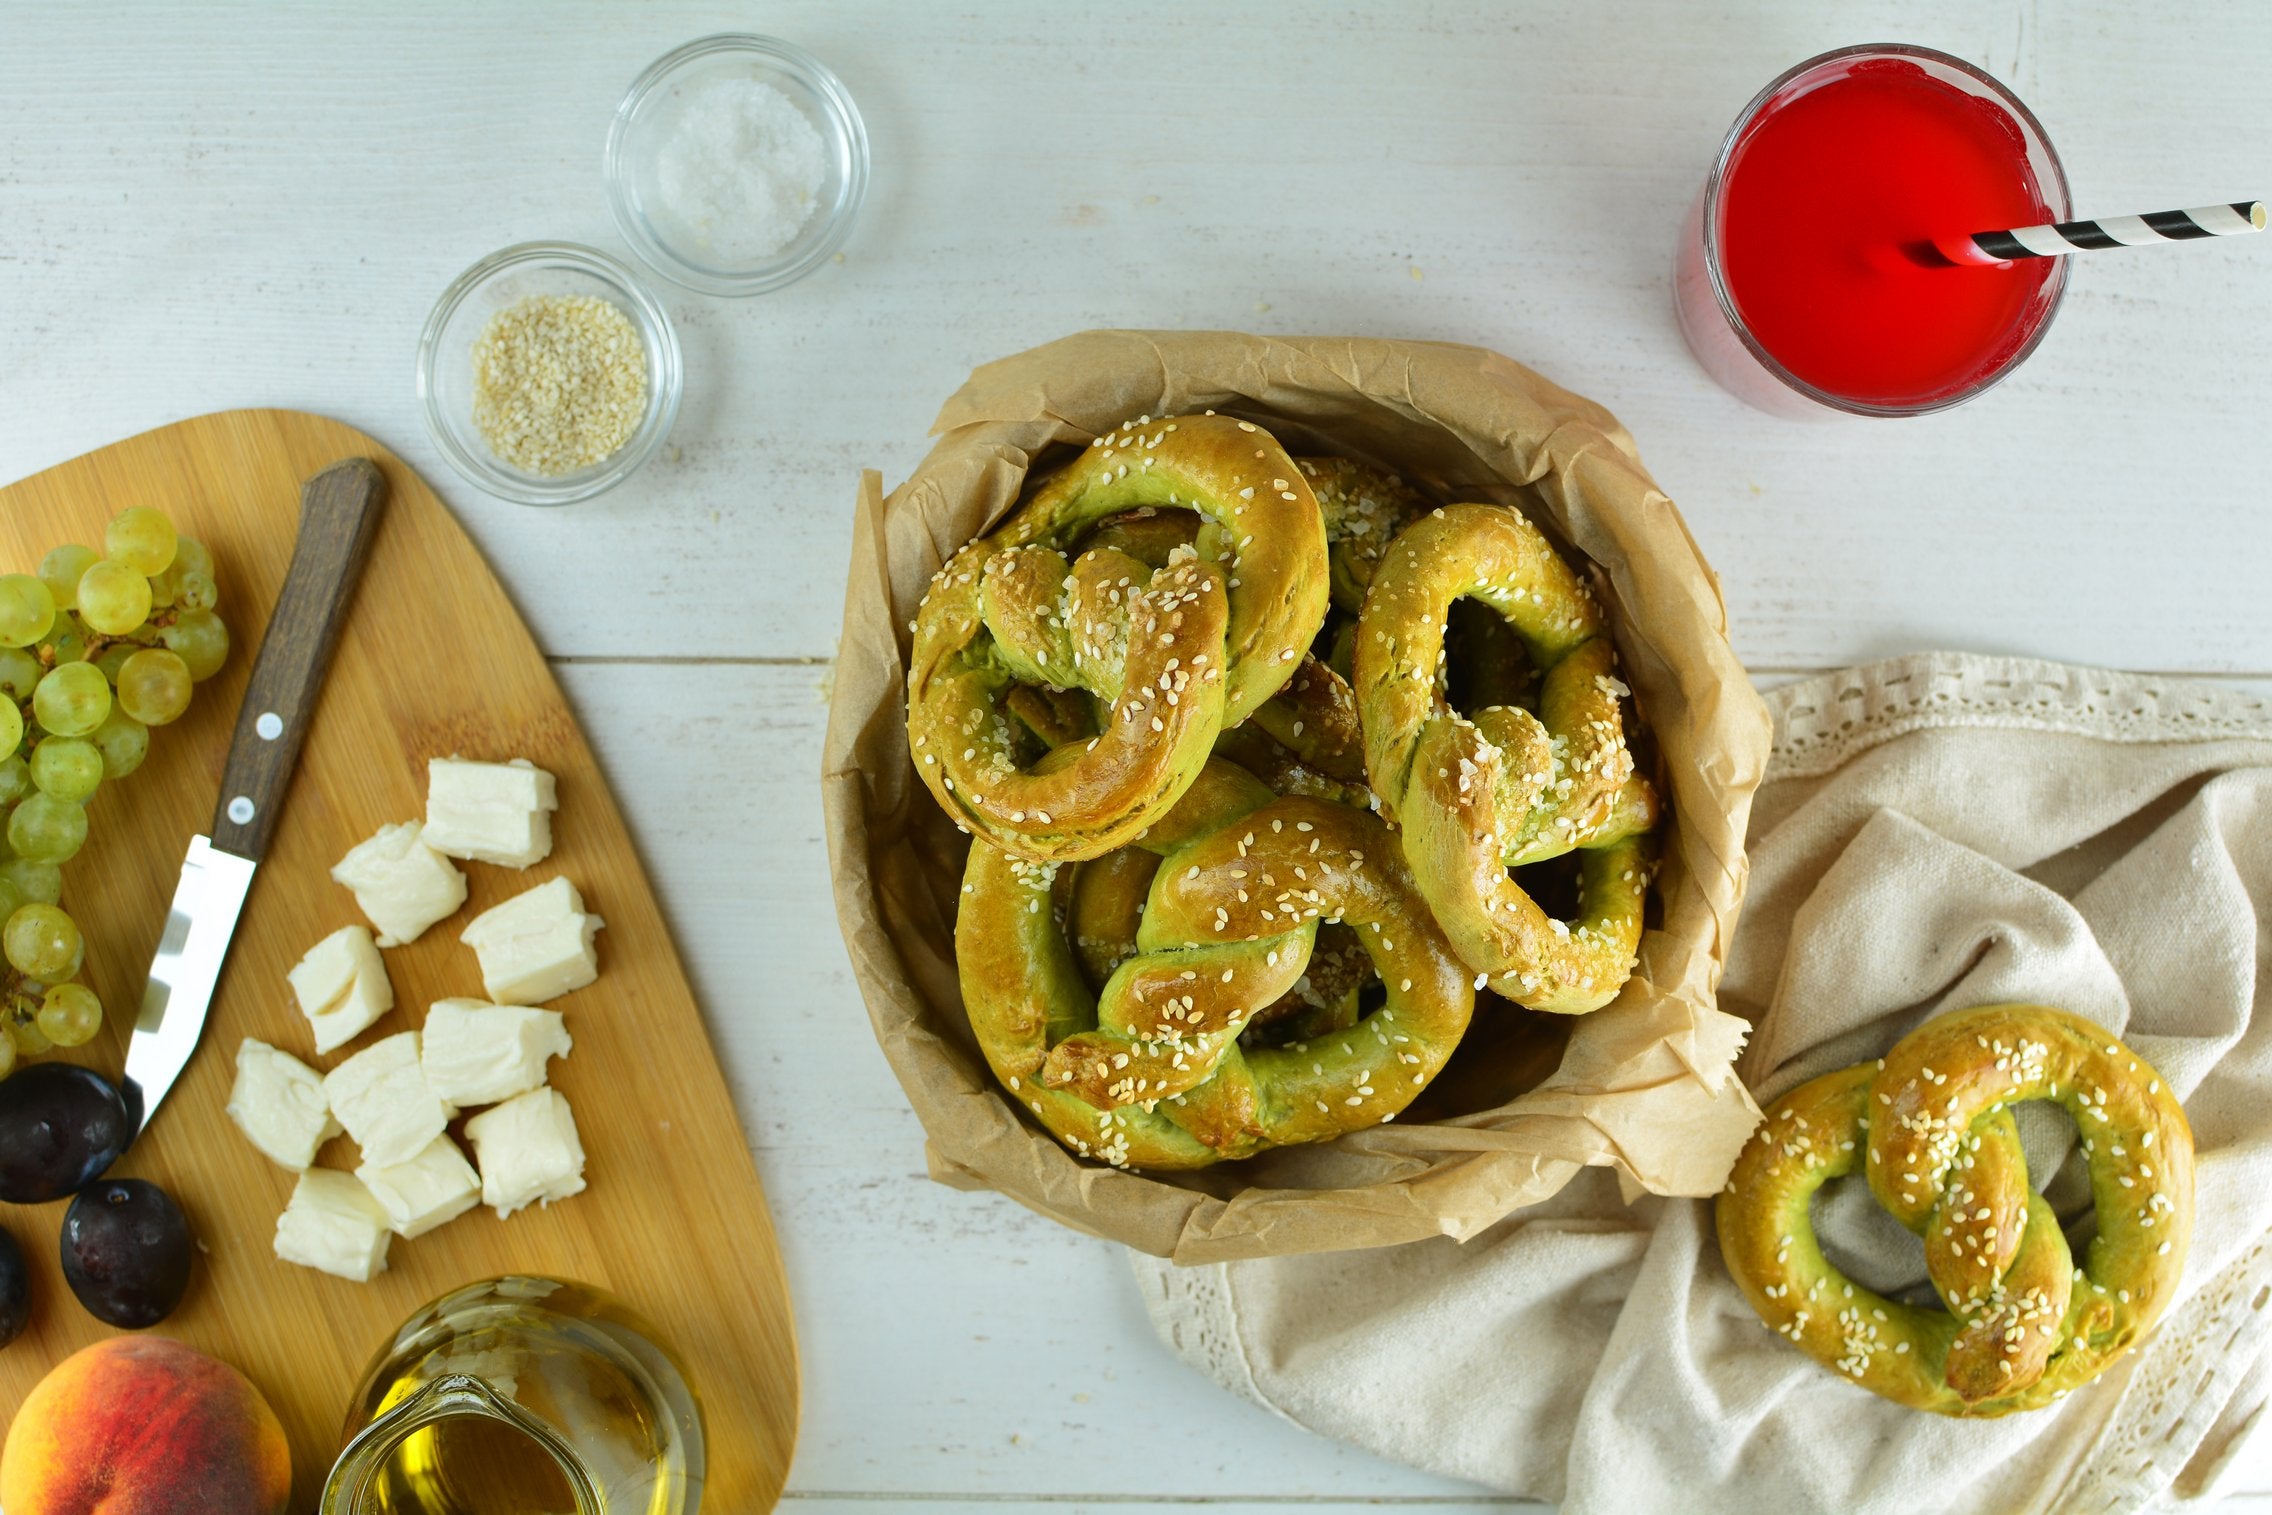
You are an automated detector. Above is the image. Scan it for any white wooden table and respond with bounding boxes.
[5,3,2269,1508]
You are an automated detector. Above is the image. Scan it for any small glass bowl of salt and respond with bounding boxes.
[605,34,869,297]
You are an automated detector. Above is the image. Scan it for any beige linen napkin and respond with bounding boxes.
[1132,653,2272,1514]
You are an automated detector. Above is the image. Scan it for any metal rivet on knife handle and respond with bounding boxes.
[209,457,388,862]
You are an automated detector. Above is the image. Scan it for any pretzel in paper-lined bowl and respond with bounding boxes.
[907,413,1327,863]
[914,409,1666,1169]
[1718,1004,2195,1415]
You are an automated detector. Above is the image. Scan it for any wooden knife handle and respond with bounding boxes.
[209,458,387,860]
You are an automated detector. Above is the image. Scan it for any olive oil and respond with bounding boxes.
[363,1413,582,1514]
[325,1278,704,1515]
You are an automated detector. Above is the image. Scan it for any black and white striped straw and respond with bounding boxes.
[1938,200,2266,265]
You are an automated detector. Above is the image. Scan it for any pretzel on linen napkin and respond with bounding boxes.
[1131,653,2272,1515]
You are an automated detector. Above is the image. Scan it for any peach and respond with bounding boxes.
[2,1336,289,1514]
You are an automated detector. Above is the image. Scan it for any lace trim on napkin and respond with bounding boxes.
[1134,1257,1295,1423]
[1767,654,2272,783]
[2062,1232,2272,1512]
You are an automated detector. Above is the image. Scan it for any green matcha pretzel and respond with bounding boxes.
[907,413,1329,863]
[957,762,1475,1170]
[1239,457,1428,786]
[1353,501,1659,1013]
[1296,455,1430,614]
[1718,1004,2196,1416]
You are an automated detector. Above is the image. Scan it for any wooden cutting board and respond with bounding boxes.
[0,411,799,1509]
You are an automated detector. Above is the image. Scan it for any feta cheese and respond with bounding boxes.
[324,1031,452,1169]
[465,1087,586,1218]
[225,1038,341,1171]
[356,1134,481,1239]
[424,757,559,868]
[421,998,572,1107]
[460,878,603,1004]
[273,1169,392,1282]
[330,821,467,947]
[288,925,395,1054]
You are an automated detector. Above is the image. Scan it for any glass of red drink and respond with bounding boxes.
[1675,44,2073,418]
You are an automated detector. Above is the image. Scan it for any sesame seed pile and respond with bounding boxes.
[911,410,1668,1171]
[471,294,647,476]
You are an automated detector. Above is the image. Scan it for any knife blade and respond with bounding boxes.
[123,456,387,1136]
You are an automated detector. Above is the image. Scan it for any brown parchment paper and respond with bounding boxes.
[822,330,1774,1263]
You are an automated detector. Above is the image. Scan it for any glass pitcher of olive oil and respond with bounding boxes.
[322,1276,704,1515]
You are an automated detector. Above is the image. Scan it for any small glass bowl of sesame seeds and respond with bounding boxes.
[417,241,683,505]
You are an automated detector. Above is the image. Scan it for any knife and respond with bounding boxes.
[123,457,388,1136]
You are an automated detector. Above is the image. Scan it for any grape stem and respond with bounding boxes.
[42,607,185,669]
[0,966,48,1017]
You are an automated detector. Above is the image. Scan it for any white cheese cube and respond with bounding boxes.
[323,1031,452,1169]
[465,1087,586,1218]
[330,822,468,947]
[421,998,572,1107]
[424,757,559,868]
[460,878,603,1004]
[225,1038,342,1171]
[356,1134,482,1239]
[273,1168,392,1282]
[288,925,396,1054]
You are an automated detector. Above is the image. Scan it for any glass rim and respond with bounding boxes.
[320,1372,601,1513]
[603,32,871,297]
[1698,42,2075,418]
[414,240,684,506]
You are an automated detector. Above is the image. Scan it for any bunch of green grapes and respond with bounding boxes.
[0,506,230,1070]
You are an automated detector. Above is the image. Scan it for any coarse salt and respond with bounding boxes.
[654,78,826,263]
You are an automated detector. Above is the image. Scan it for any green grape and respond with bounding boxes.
[43,614,87,666]
[146,566,179,610]
[105,506,178,577]
[0,858,62,905]
[0,757,26,807]
[175,570,219,613]
[91,709,148,780]
[76,560,152,636]
[160,609,230,682]
[116,649,193,726]
[0,700,19,762]
[35,983,101,1048]
[172,536,215,580]
[93,642,136,684]
[3,902,82,981]
[0,575,56,650]
[8,1012,49,1058]
[29,738,102,803]
[0,647,39,701]
[0,1028,17,1078]
[7,793,87,865]
[0,879,22,925]
[37,544,99,612]
[32,663,110,738]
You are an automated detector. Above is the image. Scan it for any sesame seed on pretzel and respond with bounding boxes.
[907,413,1328,863]
[957,761,1474,1169]
[1353,502,1659,1013]
[1718,1004,2195,1416]
[1296,455,1430,614]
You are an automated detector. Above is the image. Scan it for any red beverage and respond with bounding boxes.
[1722,62,2053,403]
[1676,47,2071,417]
